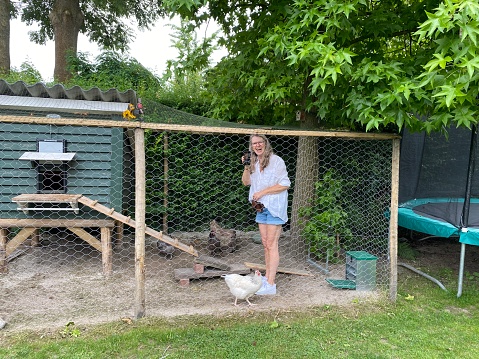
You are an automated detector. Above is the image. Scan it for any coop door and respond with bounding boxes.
[36,139,68,194]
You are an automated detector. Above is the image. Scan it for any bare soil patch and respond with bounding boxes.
[4,230,475,334]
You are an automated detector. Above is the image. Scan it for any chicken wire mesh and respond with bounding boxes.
[0,119,396,330]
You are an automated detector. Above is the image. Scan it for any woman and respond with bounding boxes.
[242,134,290,295]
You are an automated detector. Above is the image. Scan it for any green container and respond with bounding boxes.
[345,251,377,291]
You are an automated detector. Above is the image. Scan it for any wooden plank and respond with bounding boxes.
[174,264,250,280]
[6,228,36,257]
[78,195,198,256]
[0,219,115,227]
[244,262,314,277]
[101,227,112,276]
[6,245,31,262]
[0,115,401,140]
[67,227,102,252]
[195,255,232,271]
[12,194,83,203]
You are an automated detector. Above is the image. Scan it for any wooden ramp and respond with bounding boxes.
[78,196,198,257]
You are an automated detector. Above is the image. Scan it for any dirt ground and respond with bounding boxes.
[397,234,479,285]
[1,230,477,334]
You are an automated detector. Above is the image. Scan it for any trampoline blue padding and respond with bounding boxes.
[398,198,479,246]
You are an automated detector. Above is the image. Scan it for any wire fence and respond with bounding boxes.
[0,117,398,330]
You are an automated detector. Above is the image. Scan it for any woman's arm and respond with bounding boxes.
[253,184,289,201]
[242,166,251,186]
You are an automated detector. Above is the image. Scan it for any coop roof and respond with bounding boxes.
[0,80,136,119]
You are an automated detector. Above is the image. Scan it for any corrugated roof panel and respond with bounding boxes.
[0,80,136,117]
[0,95,128,114]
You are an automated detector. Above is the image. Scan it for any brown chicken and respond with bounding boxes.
[222,270,263,306]
[209,219,237,256]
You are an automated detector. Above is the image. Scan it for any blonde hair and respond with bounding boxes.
[248,134,274,173]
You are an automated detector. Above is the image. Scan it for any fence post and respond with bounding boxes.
[0,228,7,273]
[389,138,400,301]
[163,132,169,234]
[134,127,146,319]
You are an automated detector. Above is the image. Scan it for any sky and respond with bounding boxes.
[10,17,225,82]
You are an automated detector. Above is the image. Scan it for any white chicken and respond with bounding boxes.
[222,270,263,306]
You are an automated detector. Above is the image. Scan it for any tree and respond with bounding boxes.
[0,0,16,74]
[19,0,165,81]
[164,0,479,236]
[158,19,219,115]
[66,50,161,96]
[163,19,219,84]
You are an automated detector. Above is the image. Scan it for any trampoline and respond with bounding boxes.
[398,125,479,296]
[398,198,479,246]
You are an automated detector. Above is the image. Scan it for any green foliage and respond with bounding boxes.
[158,19,219,116]
[155,73,213,116]
[299,169,354,262]
[64,51,161,98]
[20,0,164,52]
[143,134,295,233]
[398,240,419,261]
[162,19,219,83]
[60,322,81,338]
[165,0,479,133]
[0,61,44,84]
[465,271,479,282]
[145,131,252,232]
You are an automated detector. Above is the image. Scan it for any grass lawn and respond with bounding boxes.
[1,266,479,358]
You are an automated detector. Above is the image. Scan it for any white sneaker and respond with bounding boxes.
[256,282,276,295]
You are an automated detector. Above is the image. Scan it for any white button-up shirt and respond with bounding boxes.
[248,154,291,222]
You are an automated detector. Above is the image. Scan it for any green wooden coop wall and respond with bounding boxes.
[0,122,124,219]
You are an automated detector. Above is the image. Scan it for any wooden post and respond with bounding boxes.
[163,132,169,234]
[0,228,8,273]
[31,228,40,247]
[101,227,112,276]
[115,220,124,246]
[134,127,146,319]
[389,138,400,301]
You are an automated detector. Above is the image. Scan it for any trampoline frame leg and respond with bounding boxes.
[457,242,466,298]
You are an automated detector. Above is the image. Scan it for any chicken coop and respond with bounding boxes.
[0,80,400,330]
[0,80,138,274]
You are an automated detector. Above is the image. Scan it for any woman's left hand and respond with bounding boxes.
[252,191,263,201]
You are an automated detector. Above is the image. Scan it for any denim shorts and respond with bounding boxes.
[255,207,286,225]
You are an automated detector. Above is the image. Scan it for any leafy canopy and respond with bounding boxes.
[164,0,479,132]
[19,0,165,52]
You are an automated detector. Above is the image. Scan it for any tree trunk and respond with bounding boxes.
[290,112,319,243]
[0,0,10,74]
[49,0,84,82]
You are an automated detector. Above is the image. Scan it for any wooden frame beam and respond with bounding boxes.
[0,115,400,140]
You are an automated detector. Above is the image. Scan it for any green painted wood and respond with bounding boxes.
[0,123,112,136]
[0,123,126,220]
[110,128,124,212]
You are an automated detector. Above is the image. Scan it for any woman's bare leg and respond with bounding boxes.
[258,223,282,285]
